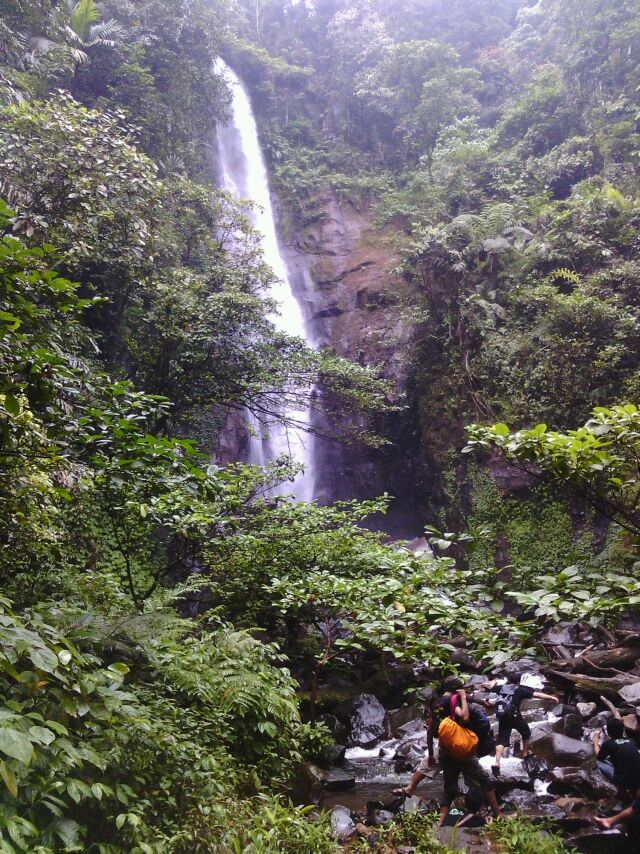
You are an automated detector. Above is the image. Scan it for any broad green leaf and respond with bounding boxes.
[0,728,33,765]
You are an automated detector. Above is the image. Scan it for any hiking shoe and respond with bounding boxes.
[491,765,501,777]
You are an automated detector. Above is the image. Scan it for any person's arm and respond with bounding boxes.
[456,688,470,722]
[532,691,560,703]
[425,705,436,767]
[597,735,611,761]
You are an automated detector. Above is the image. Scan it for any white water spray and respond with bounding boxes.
[214,58,315,501]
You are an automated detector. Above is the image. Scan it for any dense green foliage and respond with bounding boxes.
[2,0,640,849]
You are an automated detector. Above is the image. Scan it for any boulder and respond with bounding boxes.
[348,694,389,748]
[388,705,418,733]
[577,702,597,719]
[451,648,480,670]
[533,733,595,766]
[401,796,423,814]
[502,657,542,677]
[553,713,584,739]
[566,830,628,853]
[330,806,356,841]
[622,712,640,734]
[321,744,347,766]
[553,796,589,812]
[548,768,618,799]
[320,767,356,791]
[552,703,579,718]
[369,809,394,826]
[529,721,557,744]
[586,711,613,729]
[397,719,426,738]
[618,682,640,704]
[541,623,579,646]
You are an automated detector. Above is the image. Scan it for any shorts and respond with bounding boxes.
[416,752,434,774]
[439,750,495,807]
[497,715,531,748]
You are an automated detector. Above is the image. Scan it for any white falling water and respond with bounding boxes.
[214,58,315,501]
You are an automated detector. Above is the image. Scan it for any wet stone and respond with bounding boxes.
[618,682,640,704]
[370,809,395,826]
[533,733,595,766]
[397,718,426,738]
[586,711,613,729]
[321,767,356,791]
[577,702,597,719]
[330,805,356,841]
[566,830,628,853]
[349,694,390,748]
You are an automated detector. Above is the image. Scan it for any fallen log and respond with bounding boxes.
[545,670,638,696]
[550,644,640,673]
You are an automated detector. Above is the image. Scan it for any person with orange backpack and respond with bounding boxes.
[394,687,503,823]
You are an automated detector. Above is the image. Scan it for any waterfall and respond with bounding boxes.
[214,58,316,501]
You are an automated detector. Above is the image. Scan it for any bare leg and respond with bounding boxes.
[522,739,531,757]
[393,769,425,796]
[485,788,503,818]
[494,743,505,770]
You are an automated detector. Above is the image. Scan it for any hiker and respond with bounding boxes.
[485,675,559,774]
[441,788,489,829]
[593,718,640,792]
[593,799,640,833]
[394,687,503,824]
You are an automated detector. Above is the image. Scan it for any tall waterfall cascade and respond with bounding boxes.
[214,58,316,501]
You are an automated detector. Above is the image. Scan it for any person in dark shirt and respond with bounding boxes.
[594,718,640,792]
[441,789,488,829]
[485,675,559,775]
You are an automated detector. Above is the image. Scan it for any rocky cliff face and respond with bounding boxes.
[281,188,430,537]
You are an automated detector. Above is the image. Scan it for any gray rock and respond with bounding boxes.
[348,694,389,748]
[533,733,595,766]
[330,805,356,841]
[321,767,356,791]
[566,830,628,853]
[553,713,583,740]
[370,809,394,826]
[388,705,418,733]
[529,722,557,744]
[321,744,346,766]
[618,682,640,704]
[401,796,422,813]
[587,711,613,729]
[502,657,542,677]
[549,768,618,799]
[540,623,579,646]
[577,702,597,719]
[552,703,579,718]
[397,718,426,738]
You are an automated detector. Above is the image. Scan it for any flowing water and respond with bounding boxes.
[214,59,315,501]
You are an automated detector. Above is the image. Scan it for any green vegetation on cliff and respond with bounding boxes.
[1,0,640,850]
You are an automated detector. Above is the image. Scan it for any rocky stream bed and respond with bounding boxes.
[300,623,640,852]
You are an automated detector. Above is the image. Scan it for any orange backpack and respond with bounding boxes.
[437,695,479,760]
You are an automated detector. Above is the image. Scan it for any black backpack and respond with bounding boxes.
[494,685,516,721]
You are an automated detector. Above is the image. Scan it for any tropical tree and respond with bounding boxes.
[30,0,124,65]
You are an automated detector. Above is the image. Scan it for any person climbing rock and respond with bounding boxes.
[485,675,559,775]
[394,687,503,824]
[441,789,489,829]
[594,718,640,792]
